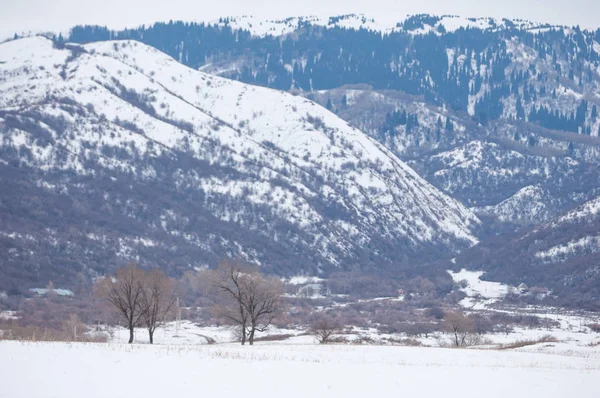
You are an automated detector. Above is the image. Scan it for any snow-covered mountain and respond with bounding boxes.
[308,88,600,227]
[0,36,481,289]
[66,17,600,228]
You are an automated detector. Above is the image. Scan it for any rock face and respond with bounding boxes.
[0,37,480,290]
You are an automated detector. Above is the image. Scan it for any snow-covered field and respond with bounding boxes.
[1,340,598,398]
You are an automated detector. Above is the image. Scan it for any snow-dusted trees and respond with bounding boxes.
[211,259,283,345]
[94,264,176,344]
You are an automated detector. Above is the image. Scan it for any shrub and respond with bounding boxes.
[587,323,600,333]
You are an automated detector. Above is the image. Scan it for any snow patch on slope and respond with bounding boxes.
[449,269,513,309]
[536,236,600,263]
[555,196,600,225]
[474,185,556,224]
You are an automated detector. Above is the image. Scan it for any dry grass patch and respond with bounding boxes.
[252,334,294,342]
[498,334,558,350]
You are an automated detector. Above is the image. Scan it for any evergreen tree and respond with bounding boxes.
[406,113,419,133]
[445,117,453,131]
[399,110,407,125]
[326,98,333,111]
[341,94,347,109]
[516,98,525,120]
[575,100,587,125]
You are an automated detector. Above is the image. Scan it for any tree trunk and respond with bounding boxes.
[241,330,246,345]
[248,326,255,345]
[149,329,154,344]
[128,326,134,344]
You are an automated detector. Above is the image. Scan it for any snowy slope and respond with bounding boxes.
[533,196,600,263]
[0,37,480,285]
[554,196,600,226]
[474,185,561,224]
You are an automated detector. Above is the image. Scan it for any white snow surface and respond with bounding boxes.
[449,269,513,309]
[449,269,511,300]
[0,36,481,261]
[1,340,598,398]
[286,275,325,285]
[209,14,553,38]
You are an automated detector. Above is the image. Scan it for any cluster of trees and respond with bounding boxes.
[381,109,420,135]
[528,101,595,135]
[94,264,177,344]
[95,260,284,345]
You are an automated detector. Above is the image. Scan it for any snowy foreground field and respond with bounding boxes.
[1,340,599,398]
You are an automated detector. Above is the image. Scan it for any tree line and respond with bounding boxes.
[95,259,283,345]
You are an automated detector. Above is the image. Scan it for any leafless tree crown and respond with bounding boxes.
[94,263,176,344]
[444,311,475,347]
[211,259,283,345]
[309,316,343,344]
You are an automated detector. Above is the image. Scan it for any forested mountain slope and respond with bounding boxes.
[0,36,480,291]
[66,14,600,227]
[455,196,600,305]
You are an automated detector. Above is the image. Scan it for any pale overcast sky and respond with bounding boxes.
[1,0,598,39]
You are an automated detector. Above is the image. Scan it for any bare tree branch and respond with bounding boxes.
[139,269,177,344]
[210,259,283,345]
[309,316,343,344]
[94,263,146,344]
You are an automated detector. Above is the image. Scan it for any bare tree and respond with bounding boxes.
[309,316,343,344]
[243,273,283,345]
[140,269,177,344]
[94,264,146,344]
[444,311,474,347]
[211,259,283,345]
[211,260,250,345]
